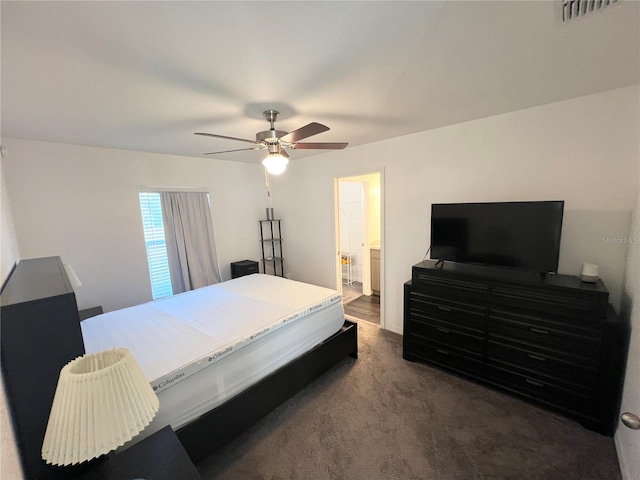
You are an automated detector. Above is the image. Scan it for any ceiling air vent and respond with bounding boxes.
[563,0,618,21]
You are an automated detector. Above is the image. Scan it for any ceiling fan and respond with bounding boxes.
[195,110,348,174]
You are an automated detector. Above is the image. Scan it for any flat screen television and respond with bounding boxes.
[430,201,564,274]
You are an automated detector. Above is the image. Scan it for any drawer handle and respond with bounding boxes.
[527,353,547,362]
[435,349,450,356]
[437,306,451,312]
[436,327,451,334]
[525,378,545,388]
[529,327,549,335]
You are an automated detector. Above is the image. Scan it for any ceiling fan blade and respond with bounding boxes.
[280,149,290,158]
[280,122,329,143]
[291,142,349,150]
[195,132,258,144]
[203,146,264,155]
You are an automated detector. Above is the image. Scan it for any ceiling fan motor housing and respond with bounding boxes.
[256,129,288,143]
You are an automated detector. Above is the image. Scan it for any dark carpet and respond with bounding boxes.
[197,320,621,480]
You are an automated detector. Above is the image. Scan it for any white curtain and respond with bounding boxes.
[160,191,221,293]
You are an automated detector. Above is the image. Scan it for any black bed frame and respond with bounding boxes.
[177,320,358,462]
[0,256,358,479]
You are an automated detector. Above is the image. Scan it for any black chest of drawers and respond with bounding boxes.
[231,260,259,278]
[403,261,629,436]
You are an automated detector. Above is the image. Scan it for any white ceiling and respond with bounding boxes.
[2,1,639,164]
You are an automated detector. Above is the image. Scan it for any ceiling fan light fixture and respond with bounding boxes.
[262,152,289,175]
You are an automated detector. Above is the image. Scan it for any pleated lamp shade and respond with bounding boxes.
[63,264,82,289]
[42,348,159,466]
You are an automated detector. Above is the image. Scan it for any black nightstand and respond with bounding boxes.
[76,426,200,480]
[231,260,259,278]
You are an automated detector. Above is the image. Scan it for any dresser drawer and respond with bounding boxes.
[491,283,607,320]
[410,291,485,331]
[485,364,596,416]
[406,336,483,376]
[486,339,598,387]
[411,272,488,303]
[408,312,484,353]
[488,308,602,356]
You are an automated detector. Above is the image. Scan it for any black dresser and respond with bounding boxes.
[403,261,629,435]
[231,260,259,278]
[1,257,87,479]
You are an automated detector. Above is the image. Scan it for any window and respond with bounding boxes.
[139,192,173,299]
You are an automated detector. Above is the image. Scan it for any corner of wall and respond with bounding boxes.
[1,157,20,280]
[0,158,25,479]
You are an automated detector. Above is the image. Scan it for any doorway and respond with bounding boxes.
[334,172,382,327]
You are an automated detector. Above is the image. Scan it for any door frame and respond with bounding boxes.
[332,169,384,328]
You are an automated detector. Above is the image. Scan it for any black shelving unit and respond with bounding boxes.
[259,219,284,277]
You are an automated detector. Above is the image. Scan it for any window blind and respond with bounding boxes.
[139,192,173,299]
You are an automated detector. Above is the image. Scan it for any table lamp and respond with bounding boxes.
[63,263,82,289]
[41,348,159,466]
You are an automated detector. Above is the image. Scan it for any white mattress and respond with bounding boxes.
[81,274,345,440]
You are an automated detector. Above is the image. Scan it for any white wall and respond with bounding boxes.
[368,173,381,247]
[274,86,639,334]
[2,139,269,312]
[0,159,25,480]
[615,154,640,480]
[1,159,20,281]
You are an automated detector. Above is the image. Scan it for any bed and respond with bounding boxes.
[81,272,351,447]
[0,257,358,479]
